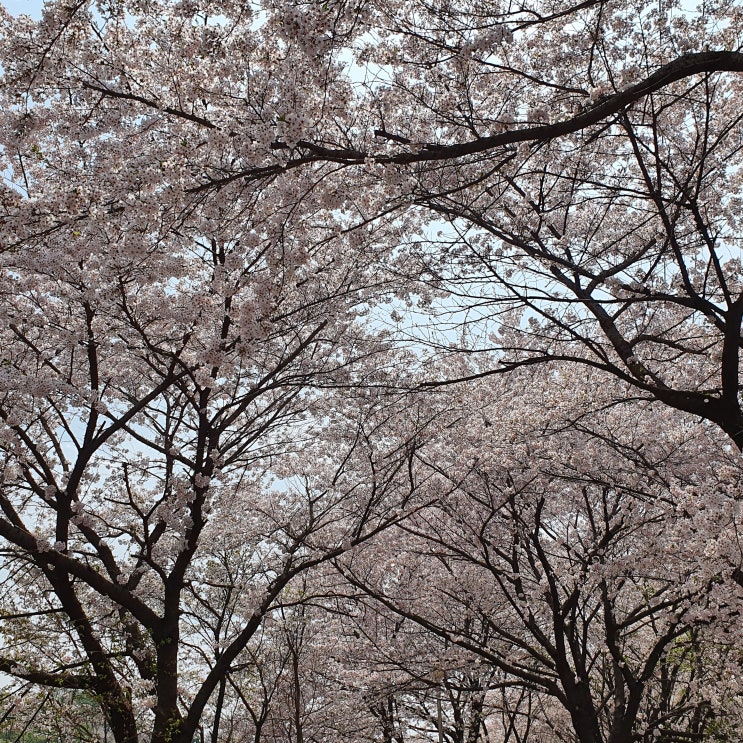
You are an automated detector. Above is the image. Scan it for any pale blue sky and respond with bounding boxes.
[3,1,44,16]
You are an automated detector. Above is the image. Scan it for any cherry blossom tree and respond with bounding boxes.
[2,1,743,741]
[0,63,423,740]
[0,237,417,743]
[349,0,743,448]
[2,1,742,454]
[334,366,743,743]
